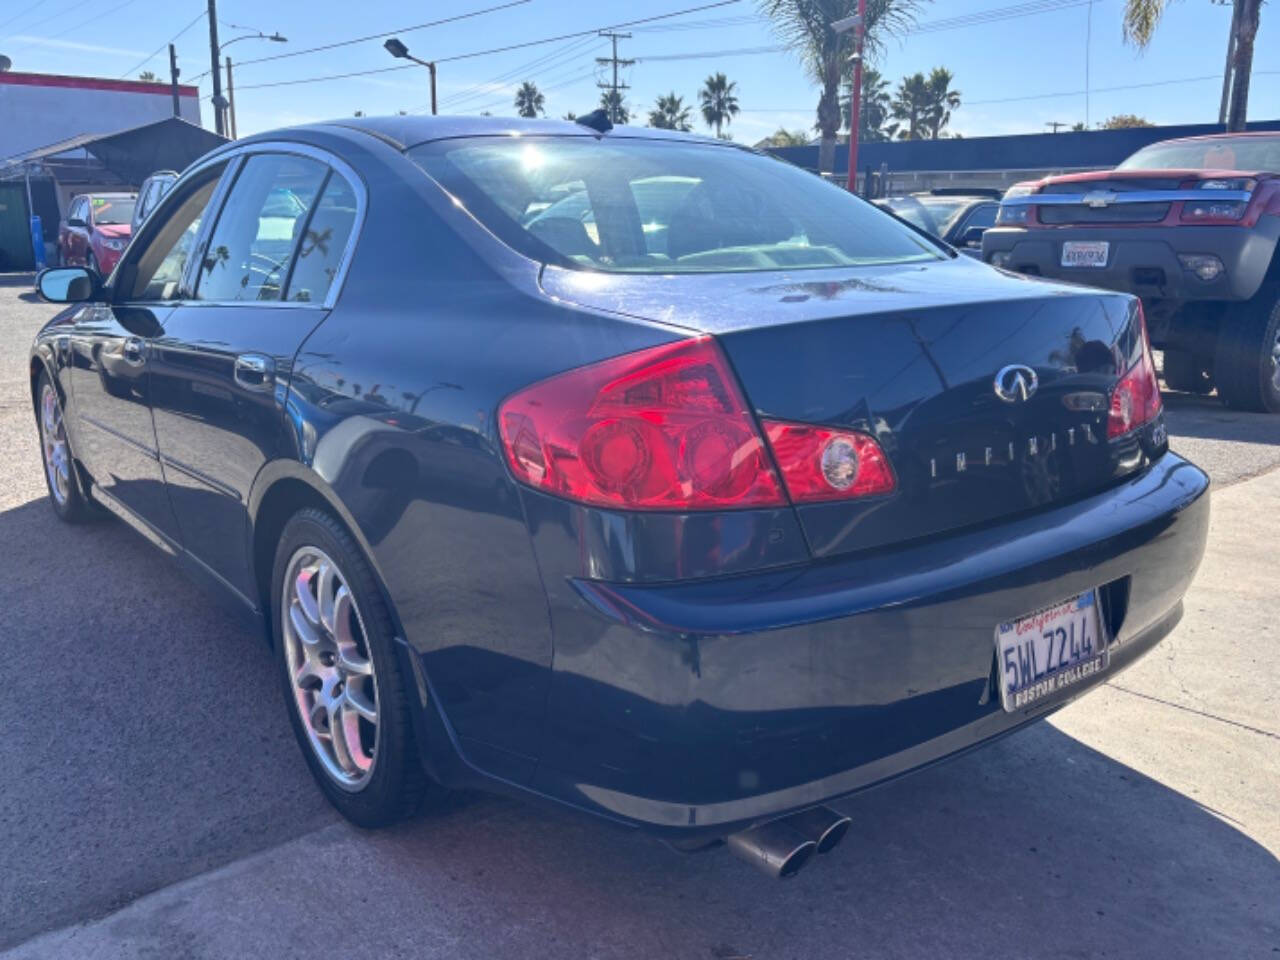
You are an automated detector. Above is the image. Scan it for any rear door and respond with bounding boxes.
[149,148,361,600]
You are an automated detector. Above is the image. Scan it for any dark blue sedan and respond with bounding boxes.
[31,115,1209,878]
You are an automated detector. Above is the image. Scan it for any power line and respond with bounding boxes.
[0,0,98,44]
[229,0,742,93]
[117,8,207,79]
[438,35,602,110]
[230,0,532,69]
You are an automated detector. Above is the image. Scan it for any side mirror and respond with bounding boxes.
[37,266,98,303]
[66,217,87,229]
[961,226,987,248]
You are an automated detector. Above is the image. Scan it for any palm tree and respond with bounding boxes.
[138,70,159,82]
[1124,0,1262,131]
[514,81,545,119]
[648,92,693,131]
[923,67,960,138]
[599,89,630,125]
[760,0,925,173]
[841,66,891,142]
[698,72,740,138]
[889,72,931,140]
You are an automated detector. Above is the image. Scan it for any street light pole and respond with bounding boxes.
[384,38,436,114]
[207,0,223,135]
[845,0,867,193]
[225,56,237,139]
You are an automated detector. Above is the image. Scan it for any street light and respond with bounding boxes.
[384,37,437,115]
[831,4,866,194]
[218,33,286,140]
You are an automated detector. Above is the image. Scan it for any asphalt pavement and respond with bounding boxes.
[1,278,1277,959]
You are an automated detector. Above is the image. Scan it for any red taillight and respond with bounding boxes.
[763,421,896,503]
[498,336,786,510]
[1107,304,1163,439]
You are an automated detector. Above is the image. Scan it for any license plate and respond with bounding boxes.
[995,592,1108,712]
[1061,241,1110,268]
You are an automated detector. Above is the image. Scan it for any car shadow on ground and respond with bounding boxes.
[0,273,35,288]
[3,492,1277,958]
[1161,390,1280,446]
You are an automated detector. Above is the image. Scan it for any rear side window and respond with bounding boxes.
[410,137,941,274]
[195,154,327,302]
[284,173,358,304]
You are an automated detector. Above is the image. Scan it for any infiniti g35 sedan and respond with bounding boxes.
[31,115,1209,879]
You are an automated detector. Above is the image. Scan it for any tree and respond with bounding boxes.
[563,111,578,121]
[1071,121,1088,131]
[698,72,740,138]
[514,81,545,118]
[1100,113,1154,129]
[841,67,892,142]
[138,70,159,82]
[648,92,693,131]
[757,127,810,147]
[599,89,630,125]
[1123,0,1262,131]
[760,0,926,173]
[922,67,960,138]
[889,72,931,139]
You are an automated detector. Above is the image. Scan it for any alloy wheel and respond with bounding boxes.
[281,546,380,789]
[40,383,71,506]
[1270,326,1280,392]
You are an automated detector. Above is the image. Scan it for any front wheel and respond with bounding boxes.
[1214,287,1280,413]
[272,508,428,827]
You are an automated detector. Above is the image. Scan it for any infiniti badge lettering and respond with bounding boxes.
[994,364,1039,403]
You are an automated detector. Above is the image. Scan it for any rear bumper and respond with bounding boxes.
[525,453,1209,838]
[981,218,1280,302]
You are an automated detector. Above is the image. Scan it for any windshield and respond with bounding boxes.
[883,197,970,236]
[409,137,942,274]
[90,196,135,226]
[1117,136,1280,172]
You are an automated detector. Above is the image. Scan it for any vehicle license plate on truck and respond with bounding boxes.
[1061,241,1110,267]
[995,592,1107,712]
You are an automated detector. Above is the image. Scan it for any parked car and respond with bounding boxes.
[983,132,1280,412]
[31,116,1209,879]
[875,189,1001,255]
[131,170,178,234]
[58,192,136,275]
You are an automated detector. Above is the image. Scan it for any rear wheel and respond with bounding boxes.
[36,371,95,523]
[1161,348,1214,395]
[273,508,428,827]
[1213,287,1280,413]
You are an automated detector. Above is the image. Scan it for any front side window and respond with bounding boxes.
[127,166,226,301]
[195,154,328,302]
[410,137,942,274]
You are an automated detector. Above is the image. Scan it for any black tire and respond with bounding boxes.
[1213,287,1280,413]
[272,508,428,828]
[35,370,96,523]
[1161,348,1214,395]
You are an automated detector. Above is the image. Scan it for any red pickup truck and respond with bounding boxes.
[983,133,1280,413]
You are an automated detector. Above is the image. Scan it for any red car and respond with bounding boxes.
[59,192,137,276]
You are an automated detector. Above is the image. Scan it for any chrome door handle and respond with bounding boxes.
[122,336,145,365]
[234,353,275,392]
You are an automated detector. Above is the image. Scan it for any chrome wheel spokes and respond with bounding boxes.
[1269,329,1280,391]
[40,384,71,506]
[283,547,379,788]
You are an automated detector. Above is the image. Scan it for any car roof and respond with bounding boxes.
[277,114,731,151]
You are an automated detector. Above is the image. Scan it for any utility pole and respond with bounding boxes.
[1045,121,1067,133]
[207,0,224,135]
[168,43,181,118]
[225,56,237,138]
[833,0,867,193]
[595,31,633,124]
[1218,0,1241,125]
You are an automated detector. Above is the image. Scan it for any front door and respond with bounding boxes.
[149,151,360,600]
[66,168,229,546]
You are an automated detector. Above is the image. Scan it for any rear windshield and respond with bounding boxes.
[409,136,942,274]
[1117,136,1280,172]
[91,196,136,226]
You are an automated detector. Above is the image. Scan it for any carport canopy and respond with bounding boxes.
[4,117,227,184]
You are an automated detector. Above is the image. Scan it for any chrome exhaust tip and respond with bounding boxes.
[786,805,852,854]
[726,820,817,879]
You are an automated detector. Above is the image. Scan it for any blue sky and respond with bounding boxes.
[1,0,1275,143]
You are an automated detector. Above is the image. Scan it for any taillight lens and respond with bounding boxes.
[1107,305,1163,439]
[763,421,896,503]
[498,336,786,510]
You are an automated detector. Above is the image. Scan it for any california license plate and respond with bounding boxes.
[1061,241,1110,268]
[995,592,1108,712]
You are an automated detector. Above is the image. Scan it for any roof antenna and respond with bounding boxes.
[574,109,612,134]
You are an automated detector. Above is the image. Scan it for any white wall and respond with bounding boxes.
[0,73,202,161]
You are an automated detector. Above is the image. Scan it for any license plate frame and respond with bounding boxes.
[1061,240,1110,268]
[994,591,1109,712]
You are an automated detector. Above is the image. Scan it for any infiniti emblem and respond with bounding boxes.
[994,364,1039,403]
